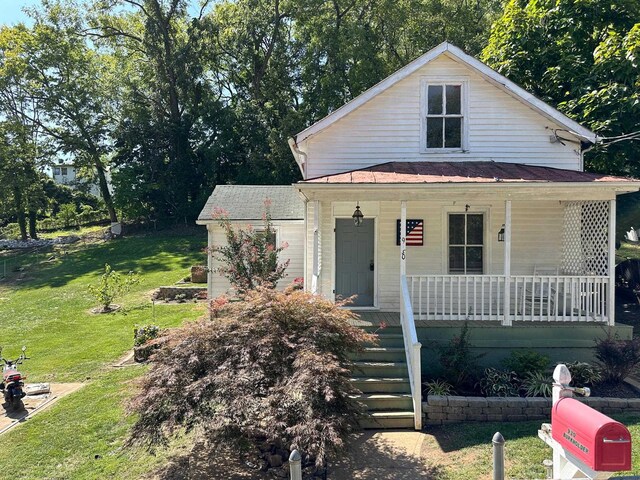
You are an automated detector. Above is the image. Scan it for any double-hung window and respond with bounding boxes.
[448,213,483,274]
[424,82,464,150]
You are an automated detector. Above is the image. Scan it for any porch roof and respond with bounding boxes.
[300,161,638,185]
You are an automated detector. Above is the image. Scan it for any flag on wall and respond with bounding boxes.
[396,219,424,246]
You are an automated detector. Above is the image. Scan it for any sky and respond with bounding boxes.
[1,0,39,25]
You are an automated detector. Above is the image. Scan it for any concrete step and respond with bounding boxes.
[360,411,416,429]
[351,377,411,393]
[352,347,406,362]
[365,333,405,348]
[353,361,408,378]
[352,393,414,411]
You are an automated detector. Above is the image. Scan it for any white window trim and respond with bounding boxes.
[420,77,469,154]
[254,226,280,247]
[441,205,491,274]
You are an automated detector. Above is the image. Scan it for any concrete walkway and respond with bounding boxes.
[330,430,444,479]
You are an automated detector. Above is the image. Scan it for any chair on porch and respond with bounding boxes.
[522,266,560,317]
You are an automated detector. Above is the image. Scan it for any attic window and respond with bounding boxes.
[422,81,466,151]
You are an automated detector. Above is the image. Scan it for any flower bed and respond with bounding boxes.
[423,395,640,425]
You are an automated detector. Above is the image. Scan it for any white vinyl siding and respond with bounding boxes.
[208,221,305,299]
[308,196,568,311]
[301,55,581,179]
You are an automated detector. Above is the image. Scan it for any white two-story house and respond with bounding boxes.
[199,42,640,429]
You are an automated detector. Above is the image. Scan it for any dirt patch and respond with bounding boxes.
[112,350,136,367]
[90,304,122,314]
[0,383,84,434]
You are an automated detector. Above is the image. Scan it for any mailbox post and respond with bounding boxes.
[538,364,632,480]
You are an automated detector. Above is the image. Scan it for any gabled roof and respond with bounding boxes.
[292,42,597,145]
[197,185,304,223]
[300,161,635,185]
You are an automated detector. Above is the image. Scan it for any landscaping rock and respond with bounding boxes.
[267,454,283,468]
[0,239,54,250]
[53,235,80,245]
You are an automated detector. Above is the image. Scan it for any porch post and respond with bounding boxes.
[608,199,616,325]
[311,200,320,294]
[502,200,512,326]
[400,201,407,277]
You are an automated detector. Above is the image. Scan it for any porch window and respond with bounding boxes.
[448,213,483,274]
[425,84,463,149]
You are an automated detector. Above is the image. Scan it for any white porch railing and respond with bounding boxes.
[408,275,609,323]
[399,275,422,430]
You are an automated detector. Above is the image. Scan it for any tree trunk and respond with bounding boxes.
[93,154,118,223]
[28,210,38,240]
[13,187,27,241]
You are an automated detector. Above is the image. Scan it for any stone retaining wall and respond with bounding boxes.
[153,286,207,301]
[423,395,640,425]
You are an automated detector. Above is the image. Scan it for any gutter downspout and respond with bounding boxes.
[288,137,307,179]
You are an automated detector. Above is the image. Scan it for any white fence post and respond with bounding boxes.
[289,449,302,480]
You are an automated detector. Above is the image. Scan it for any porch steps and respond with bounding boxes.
[351,335,416,429]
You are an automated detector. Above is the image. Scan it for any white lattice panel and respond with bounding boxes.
[562,201,610,276]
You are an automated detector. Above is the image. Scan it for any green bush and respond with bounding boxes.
[502,350,550,379]
[564,361,601,387]
[478,368,520,397]
[0,223,21,240]
[134,325,160,347]
[522,372,553,398]
[56,203,79,228]
[128,287,375,468]
[423,379,454,396]
[437,323,483,391]
[594,334,640,384]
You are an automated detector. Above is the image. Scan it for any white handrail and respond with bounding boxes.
[400,275,422,430]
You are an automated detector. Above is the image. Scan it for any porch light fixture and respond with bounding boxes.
[498,224,505,242]
[352,203,364,227]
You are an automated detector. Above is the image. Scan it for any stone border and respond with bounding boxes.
[153,286,207,301]
[423,395,640,425]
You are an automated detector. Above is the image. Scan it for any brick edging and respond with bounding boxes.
[423,395,640,425]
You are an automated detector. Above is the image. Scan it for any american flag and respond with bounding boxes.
[396,219,424,246]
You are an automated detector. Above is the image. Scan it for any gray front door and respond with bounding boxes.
[335,218,375,307]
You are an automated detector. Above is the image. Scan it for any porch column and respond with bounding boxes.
[311,200,320,294]
[400,201,407,277]
[502,200,512,326]
[608,199,616,325]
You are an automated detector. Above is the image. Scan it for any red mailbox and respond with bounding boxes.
[552,397,631,472]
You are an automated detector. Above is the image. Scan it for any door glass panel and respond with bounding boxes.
[449,214,465,244]
[446,85,461,114]
[466,247,483,273]
[428,85,443,114]
[449,246,465,273]
[444,117,462,148]
[467,214,483,244]
[426,118,443,148]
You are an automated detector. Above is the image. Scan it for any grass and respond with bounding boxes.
[0,231,206,382]
[422,413,640,479]
[0,230,206,479]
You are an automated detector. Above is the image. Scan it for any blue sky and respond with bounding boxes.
[1,0,39,25]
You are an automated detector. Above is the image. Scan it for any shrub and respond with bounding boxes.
[522,372,553,398]
[594,333,640,384]
[502,350,550,379]
[56,203,79,228]
[437,323,483,390]
[478,368,520,397]
[128,287,375,468]
[134,324,160,347]
[210,205,288,294]
[564,361,601,386]
[88,263,140,312]
[423,379,454,396]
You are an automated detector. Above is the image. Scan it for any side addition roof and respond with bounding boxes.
[291,42,597,146]
[197,185,304,223]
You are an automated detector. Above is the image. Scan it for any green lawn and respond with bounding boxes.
[424,414,640,479]
[0,231,206,479]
